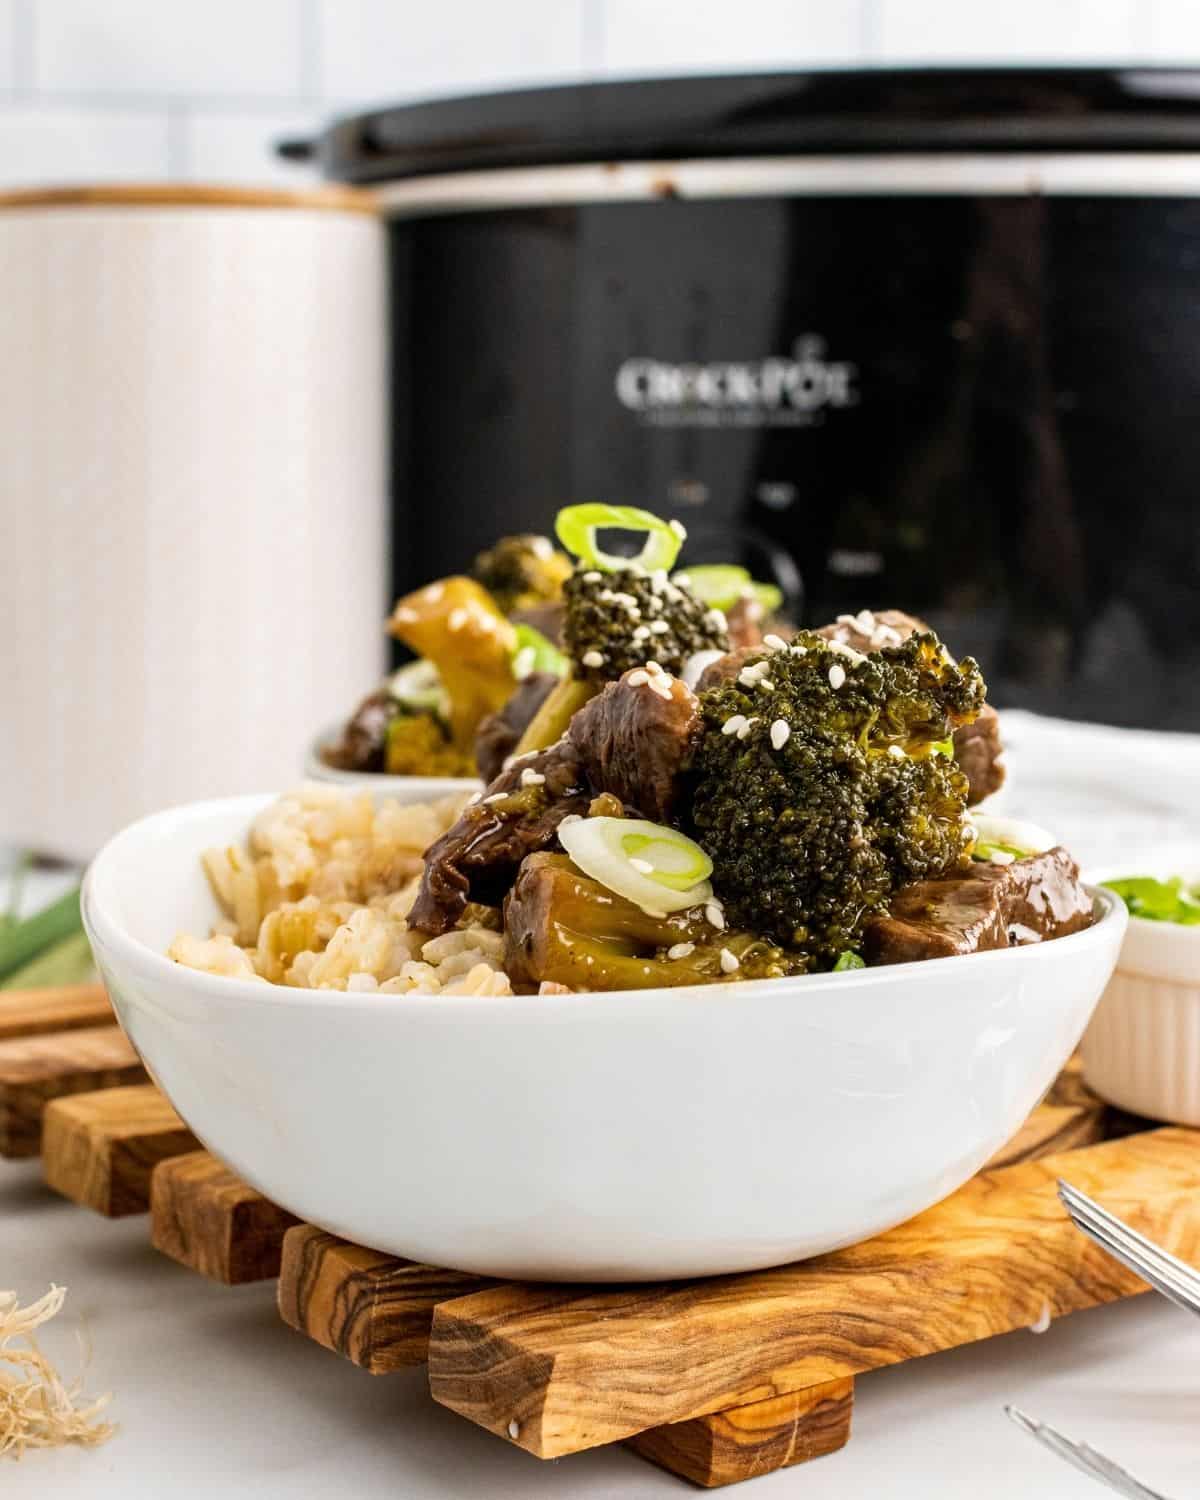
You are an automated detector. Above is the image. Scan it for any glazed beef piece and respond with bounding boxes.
[815,609,929,653]
[862,847,1093,964]
[474,671,558,783]
[725,595,767,650]
[952,704,1005,806]
[567,667,701,822]
[322,689,396,772]
[408,741,591,935]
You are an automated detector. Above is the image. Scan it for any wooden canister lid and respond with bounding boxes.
[0,183,379,215]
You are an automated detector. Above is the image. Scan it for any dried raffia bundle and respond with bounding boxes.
[0,1285,114,1458]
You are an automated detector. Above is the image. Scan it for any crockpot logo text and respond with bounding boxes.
[615,336,858,428]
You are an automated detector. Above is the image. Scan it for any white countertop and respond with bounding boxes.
[6,711,1200,1497]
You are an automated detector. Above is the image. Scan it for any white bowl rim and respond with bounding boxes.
[84,790,1126,1020]
[304,725,481,791]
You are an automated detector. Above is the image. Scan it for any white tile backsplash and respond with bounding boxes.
[1142,0,1200,61]
[5,0,1200,188]
[601,0,863,74]
[182,108,320,186]
[0,104,168,183]
[33,0,305,98]
[872,0,1138,63]
[0,1,15,90]
[317,0,588,106]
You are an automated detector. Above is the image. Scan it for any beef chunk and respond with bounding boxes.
[567,667,701,822]
[474,671,558,783]
[862,846,1093,964]
[322,689,397,773]
[815,609,930,652]
[725,595,767,650]
[408,741,590,935]
[952,703,1005,806]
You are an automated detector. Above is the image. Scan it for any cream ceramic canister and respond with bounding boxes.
[0,185,388,857]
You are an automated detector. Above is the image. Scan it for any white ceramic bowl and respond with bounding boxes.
[83,792,1126,1282]
[1082,870,1200,1124]
[304,726,481,796]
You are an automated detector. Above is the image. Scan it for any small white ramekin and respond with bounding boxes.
[1081,876,1200,1123]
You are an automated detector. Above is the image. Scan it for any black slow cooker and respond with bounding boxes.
[311,68,1200,729]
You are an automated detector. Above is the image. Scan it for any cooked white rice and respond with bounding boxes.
[168,783,514,996]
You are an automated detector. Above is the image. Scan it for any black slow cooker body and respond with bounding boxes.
[326,69,1200,729]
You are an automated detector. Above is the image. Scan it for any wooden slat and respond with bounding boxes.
[277,1225,492,1373]
[42,1084,199,1216]
[627,1378,854,1489]
[427,1128,1200,1459]
[0,1024,145,1157]
[0,982,112,1041]
[151,1151,301,1284]
[985,1066,1108,1171]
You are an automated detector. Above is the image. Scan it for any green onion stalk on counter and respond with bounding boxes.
[0,877,95,990]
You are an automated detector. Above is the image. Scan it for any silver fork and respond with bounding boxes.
[1005,1407,1173,1500]
[1057,1179,1200,1319]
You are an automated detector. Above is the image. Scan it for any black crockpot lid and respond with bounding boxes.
[310,68,1200,183]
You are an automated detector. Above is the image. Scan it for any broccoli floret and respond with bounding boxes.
[563,565,729,684]
[471,534,572,615]
[687,631,985,965]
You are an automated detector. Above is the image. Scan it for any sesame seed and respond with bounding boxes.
[667,942,695,960]
[790,642,808,656]
[736,717,757,740]
[770,719,790,750]
[632,624,651,642]
[721,714,748,736]
[827,639,868,665]
[672,572,692,590]
[483,792,507,805]
[448,607,469,631]
[512,647,536,680]
[705,609,728,633]
[829,664,846,690]
[627,669,650,686]
[582,570,602,583]
[990,850,1016,865]
[719,948,740,974]
[465,791,482,806]
[581,649,605,668]
[705,903,726,930]
[520,767,546,787]
[645,660,663,674]
[599,589,615,603]
[758,679,775,691]
[887,744,905,760]
[508,1419,520,1440]
[649,618,670,634]
[629,857,654,875]
[763,633,788,652]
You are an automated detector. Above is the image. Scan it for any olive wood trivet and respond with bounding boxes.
[11,994,1200,1490]
[0,981,112,1041]
[0,1025,145,1158]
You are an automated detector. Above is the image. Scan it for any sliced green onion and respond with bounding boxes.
[832,950,866,972]
[558,816,713,914]
[684,564,783,615]
[1103,875,1200,926]
[968,813,1056,863]
[509,623,567,681]
[555,504,684,574]
[932,736,954,759]
[387,659,448,716]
